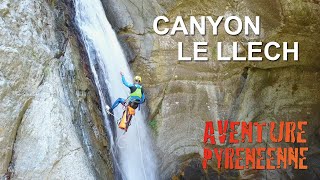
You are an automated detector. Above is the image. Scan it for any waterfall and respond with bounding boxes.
[74,0,157,179]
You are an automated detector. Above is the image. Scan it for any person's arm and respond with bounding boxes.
[140,87,146,103]
[141,93,146,103]
[120,73,134,88]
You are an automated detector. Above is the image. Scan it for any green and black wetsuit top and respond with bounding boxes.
[121,75,145,103]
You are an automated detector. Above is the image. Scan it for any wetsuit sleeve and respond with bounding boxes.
[140,87,145,103]
[122,75,134,88]
[141,93,146,103]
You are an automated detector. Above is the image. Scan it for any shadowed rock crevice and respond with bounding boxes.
[5,98,33,179]
[53,1,115,178]
[172,153,239,180]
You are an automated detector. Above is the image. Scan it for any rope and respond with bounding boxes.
[108,96,147,178]
[136,121,147,180]
[116,133,127,149]
[114,114,148,179]
[108,112,121,120]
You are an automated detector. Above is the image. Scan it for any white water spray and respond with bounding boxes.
[74,0,157,179]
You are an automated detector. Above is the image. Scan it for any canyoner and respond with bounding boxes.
[106,72,146,132]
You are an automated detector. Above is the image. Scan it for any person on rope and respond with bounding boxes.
[109,71,145,113]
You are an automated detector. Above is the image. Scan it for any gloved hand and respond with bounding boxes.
[120,71,124,76]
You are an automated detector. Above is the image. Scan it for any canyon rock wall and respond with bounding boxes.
[0,0,113,179]
[101,0,320,179]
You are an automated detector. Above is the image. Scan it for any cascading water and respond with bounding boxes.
[74,0,157,179]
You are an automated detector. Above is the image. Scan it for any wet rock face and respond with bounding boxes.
[102,0,320,179]
[0,0,113,179]
[0,0,58,175]
[12,60,96,179]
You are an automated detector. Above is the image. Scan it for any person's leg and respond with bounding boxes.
[110,98,125,110]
